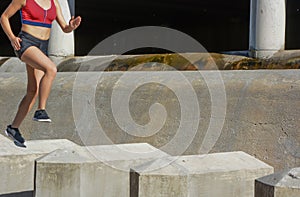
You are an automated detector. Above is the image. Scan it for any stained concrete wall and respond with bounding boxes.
[0,62,299,172]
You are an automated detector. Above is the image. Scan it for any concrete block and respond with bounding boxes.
[131,151,274,197]
[0,58,25,72]
[35,143,169,197]
[0,57,9,67]
[255,167,300,197]
[0,134,78,195]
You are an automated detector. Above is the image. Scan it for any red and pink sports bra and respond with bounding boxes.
[20,0,57,28]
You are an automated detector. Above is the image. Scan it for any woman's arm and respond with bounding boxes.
[54,0,81,33]
[0,0,25,50]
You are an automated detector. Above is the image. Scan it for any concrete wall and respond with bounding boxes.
[0,62,299,172]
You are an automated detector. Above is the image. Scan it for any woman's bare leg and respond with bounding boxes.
[21,46,57,110]
[11,64,44,128]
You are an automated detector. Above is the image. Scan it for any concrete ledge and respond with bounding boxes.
[255,167,300,197]
[130,151,274,197]
[0,134,78,195]
[35,143,169,197]
[0,58,25,72]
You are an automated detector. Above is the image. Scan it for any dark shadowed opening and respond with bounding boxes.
[0,0,300,56]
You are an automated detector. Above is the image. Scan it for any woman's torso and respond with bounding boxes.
[20,0,56,40]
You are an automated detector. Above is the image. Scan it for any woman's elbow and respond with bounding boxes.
[0,14,7,26]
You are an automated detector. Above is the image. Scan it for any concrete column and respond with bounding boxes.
[249,0,286,58]
[67,0,75,17]
[48,0,74,57]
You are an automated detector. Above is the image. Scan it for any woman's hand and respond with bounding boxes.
[10,36,22,51]
[68,16,81,31]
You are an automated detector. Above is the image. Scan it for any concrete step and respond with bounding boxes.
[0,134,78,195]
[255,167,300,197]
[130,151,274,197]
[1,133,290,197]
[35,143,169,197]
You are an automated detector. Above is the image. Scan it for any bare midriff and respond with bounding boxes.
[21,24,51,40]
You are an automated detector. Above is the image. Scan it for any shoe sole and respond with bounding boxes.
[5,130,26,148]
[32,118,52,122]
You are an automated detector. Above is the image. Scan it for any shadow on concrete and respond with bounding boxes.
[0,191,33,197]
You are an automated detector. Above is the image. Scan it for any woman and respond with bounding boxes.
[1,0,81,146]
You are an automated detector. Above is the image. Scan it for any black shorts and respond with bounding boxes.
[14,31,49,59]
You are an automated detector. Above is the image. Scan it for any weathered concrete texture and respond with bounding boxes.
[35,143,169,197]
[130,151,273,197]
[0,70,299,171]
[0,134,77,195]
[255,167,300,197]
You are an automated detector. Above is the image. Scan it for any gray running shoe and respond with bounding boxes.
[33,109,51,122]
[5,125,26,147]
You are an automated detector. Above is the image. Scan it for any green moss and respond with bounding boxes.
[107,53,200,71]
[56,52,300,72]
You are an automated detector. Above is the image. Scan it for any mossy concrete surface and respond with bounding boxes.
[1,51,300,72]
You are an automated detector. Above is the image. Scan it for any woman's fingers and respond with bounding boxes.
[11,37,22,51]
[74,16,81,27]
[69,16,82,30]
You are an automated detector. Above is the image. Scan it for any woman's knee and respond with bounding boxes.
[46,64,57,78]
